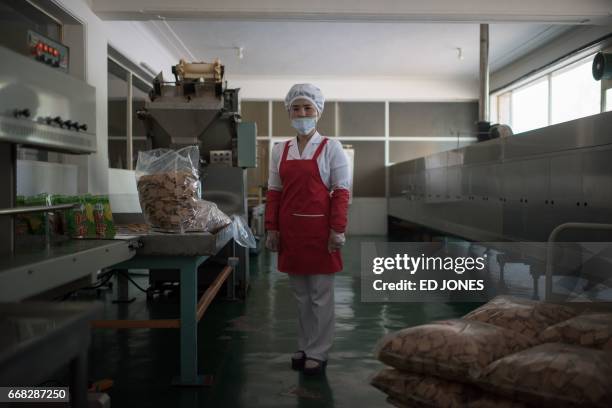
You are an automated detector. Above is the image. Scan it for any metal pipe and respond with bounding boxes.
[126,72,133,170]
[0,203,76,216]
[0,143,16,255]
[479,24,490,123]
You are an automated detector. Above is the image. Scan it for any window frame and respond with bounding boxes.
[490,52,606,133]
[107,54,152,170]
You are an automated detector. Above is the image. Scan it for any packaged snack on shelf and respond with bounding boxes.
[91,195,116,238]
[52,195,88,238]
[14,195,29,236]
[23,193,51,235]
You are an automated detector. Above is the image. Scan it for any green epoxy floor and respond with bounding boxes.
[89,236,479,407]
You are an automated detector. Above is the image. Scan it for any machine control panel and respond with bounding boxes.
[28,30,69,72]
[210,150,233,166]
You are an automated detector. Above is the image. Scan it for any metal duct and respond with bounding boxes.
[479,24,490,123]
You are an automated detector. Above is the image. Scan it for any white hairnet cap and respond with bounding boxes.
[284,83,325,114]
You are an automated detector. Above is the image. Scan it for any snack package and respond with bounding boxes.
[463,296,577,341]
[375,319,535,382]
[135,146,201,233]
[14,195,29,236]
[539,313,612,350]
[23,193,51,235]
[52,195,88,238]
[91,195,116,238]
[478,343,612,408]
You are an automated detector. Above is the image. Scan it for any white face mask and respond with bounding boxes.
[291,116,317,135]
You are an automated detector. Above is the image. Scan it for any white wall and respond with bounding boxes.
[108,168,141,213]
[230,75,478,102]
[53,0,176,195]
[17,160,78,196]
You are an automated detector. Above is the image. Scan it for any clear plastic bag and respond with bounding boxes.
[190,200,231,233]
[231,215,256,248]
[539,313,612,350]
[463,296,577,341]
[479,343,612,408]
[374,319,535,382]
[135,146,201,233]
[371,369,527,408]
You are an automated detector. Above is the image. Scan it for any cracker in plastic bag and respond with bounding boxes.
[539,313,612,350]
[135,146,201,233]
[190,200,231,233]
[371,368,527,408]
[463,296,577,340]
[478,343,612,408]
[375,319,535,381]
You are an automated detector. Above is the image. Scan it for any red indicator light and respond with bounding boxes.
[43,45,49,52]
[53,49,59,56]
[36,42,43,50]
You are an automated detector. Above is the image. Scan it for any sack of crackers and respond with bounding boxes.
[374,319,535,382]
[477,343,612,408]
[135,146,201,233]
[371,368,528,408]
[136,146,231,233]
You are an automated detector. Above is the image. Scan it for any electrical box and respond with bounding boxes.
[237,122,257,168]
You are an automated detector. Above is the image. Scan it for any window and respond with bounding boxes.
[490,53,605,134]
[605,88,612,112]
[551,58,601,124]
[497,92,511,126]
[511,78,549,134]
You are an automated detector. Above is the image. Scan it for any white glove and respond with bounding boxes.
[328,230,346,253]
[266,230,280,252]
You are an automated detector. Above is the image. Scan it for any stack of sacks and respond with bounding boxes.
[372,319,534,407]
[372,296,612,408]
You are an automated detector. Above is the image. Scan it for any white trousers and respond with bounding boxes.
[288,274,335,361]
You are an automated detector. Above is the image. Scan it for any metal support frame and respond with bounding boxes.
[0,142,16,255]
[545,222,612,301]
[91,254,236,386]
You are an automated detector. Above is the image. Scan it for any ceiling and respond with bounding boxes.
[127,20,572,80]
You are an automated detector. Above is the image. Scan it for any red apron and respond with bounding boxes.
[278,137,343,274]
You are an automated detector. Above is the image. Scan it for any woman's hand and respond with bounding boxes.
[266,230,280,252]
[328,230,346,253]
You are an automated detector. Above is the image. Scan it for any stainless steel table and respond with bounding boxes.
[0,301,103,408]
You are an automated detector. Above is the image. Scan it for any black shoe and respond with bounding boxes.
[302,358,327,376]
[291,351,306,371]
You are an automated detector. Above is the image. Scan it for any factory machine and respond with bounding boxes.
[0,39,136,301]
[136,59,257,297]
[0,28,135,404]
[389,110,612,299]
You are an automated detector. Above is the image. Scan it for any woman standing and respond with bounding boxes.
[265,84,351,375]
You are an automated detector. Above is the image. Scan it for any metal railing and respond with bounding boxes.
[545,222,612,301]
